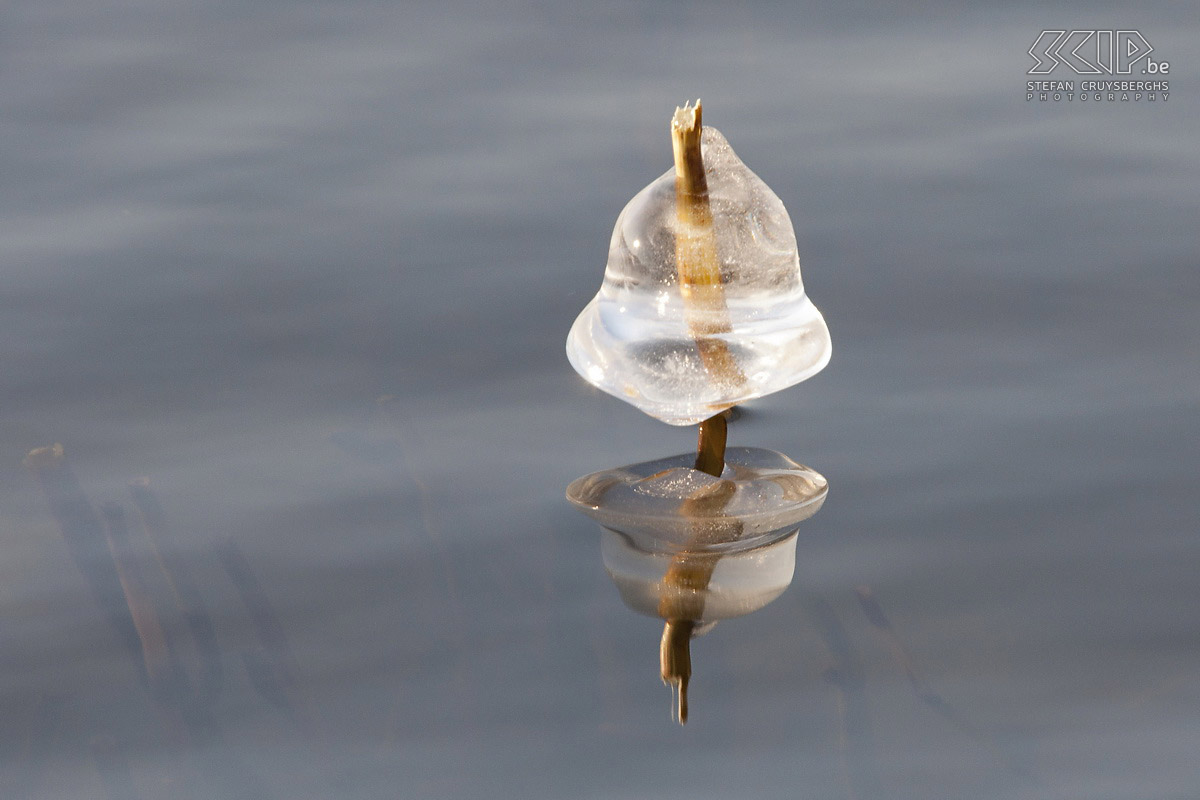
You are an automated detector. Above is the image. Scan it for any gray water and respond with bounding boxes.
[3,2,1198,798]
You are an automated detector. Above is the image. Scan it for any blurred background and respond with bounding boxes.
[2,1,1197,798]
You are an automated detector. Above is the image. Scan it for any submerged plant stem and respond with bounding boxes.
[657,473,741,724]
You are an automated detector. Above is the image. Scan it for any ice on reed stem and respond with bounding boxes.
[566,126,831,425]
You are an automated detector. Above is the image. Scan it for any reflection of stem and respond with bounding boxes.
[659,620,695,724]
[853,586,1031,778]
[100,501,218,775]
[100,504,177,697]
[808,596,879,800]
[215,537,316,738]
[114,492,282,797]
[129,479,224,704]
[657,479,741,724]
[23,445,144,677]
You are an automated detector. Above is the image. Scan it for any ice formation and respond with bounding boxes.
[566,127,831,425]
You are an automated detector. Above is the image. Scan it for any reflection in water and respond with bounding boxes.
[601,526,800,625]
[21,444,304,798]
[850,587,1029,780]
[128,479,224,704]
[566,440,1018,795]
[568,446,827,723]
[564,102,844,726]
[17,438,1013,797]
[214,537,314,733]
[23,445,145,678]
[88,732,138,800]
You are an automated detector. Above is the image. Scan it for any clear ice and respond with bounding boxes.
[566,447,827,622]
[566,127,831,425]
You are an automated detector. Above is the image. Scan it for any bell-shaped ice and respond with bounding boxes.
[566,126,831,425]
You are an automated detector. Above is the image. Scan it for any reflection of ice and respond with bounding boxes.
[601,527,799,622]
[566,127,831,425]
[566,446,827,549]
[569,446,824,623]
[568,446,827,723]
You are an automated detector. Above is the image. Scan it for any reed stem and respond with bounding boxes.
[671,100,745,397]
[657,102,749,723]
[694,412,727,477]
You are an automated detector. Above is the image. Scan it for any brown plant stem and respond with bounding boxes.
[657,476,742,724]
[671,100,745,397]
[694,412,727,478]
[657,101,749,724]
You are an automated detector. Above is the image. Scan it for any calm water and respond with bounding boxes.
[3,2,1198,798]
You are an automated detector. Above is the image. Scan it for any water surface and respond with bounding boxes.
[3,2,1198,798]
